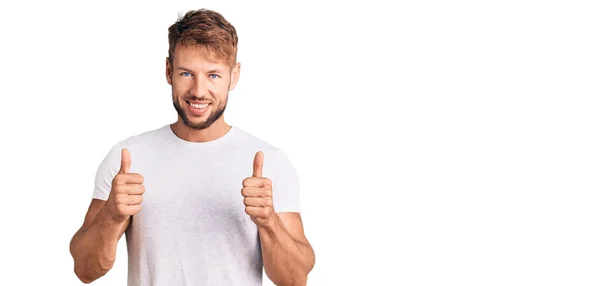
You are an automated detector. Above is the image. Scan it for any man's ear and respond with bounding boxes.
[165,57,173,85]
[229,62,241,91]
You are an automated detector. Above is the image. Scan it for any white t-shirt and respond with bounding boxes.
[92,124,301,286]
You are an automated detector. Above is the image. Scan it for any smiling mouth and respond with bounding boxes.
[188,102,209,108]
[185,100,211,116]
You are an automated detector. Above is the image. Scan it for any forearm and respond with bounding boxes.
[258,216,315,286]
[69,209,128,283]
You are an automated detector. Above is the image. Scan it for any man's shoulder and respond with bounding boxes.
[231,126,280,151]
[118,125,168,148]
[231,126,296,168]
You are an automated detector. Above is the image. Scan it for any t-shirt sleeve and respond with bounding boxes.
[270,148,302,213]
[92,142,123,201]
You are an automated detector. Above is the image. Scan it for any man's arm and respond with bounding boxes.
[258,212,315,286]
[242,151,315,285]
[69,148,144,283]
[69,199,130,283]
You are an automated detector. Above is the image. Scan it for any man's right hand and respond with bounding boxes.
[103,148,145,223]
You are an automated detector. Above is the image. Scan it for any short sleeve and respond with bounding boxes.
[92,142,123,201]
[270,148,302,213]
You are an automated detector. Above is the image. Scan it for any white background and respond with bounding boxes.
[0,0,598,285]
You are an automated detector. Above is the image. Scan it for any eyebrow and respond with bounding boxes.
[175,66,225,74]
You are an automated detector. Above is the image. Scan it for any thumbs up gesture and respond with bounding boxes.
[241,151,275,227]
[103,148,146,223]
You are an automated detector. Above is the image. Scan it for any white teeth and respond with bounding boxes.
[190,103,209,109]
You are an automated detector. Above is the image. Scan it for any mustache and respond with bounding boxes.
[183,96,210,102]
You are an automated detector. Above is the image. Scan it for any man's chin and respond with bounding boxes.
[174,101,226,131]
[183,119,211,130]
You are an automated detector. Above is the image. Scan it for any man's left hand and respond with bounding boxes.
[241,151,276,227]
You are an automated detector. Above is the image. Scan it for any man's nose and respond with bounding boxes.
[190,78,209,97]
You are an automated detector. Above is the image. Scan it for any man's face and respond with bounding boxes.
[166,45,240,130]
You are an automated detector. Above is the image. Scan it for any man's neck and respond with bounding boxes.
[170,119,231,143]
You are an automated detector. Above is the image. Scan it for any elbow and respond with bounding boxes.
[74,267,96,284]
[73,260,111,284]
[70,242,96,283]
[270,269,309,286]
[269,259,315,286]
[306,249,316,273]
[275,276,308,286]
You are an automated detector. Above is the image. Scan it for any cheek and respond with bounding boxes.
[207,84,228,97]
[172,81,190,95]
[219,80,232,92]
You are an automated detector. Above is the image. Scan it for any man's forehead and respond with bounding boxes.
[173,45,229,68]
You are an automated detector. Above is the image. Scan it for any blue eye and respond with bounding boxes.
[209,74,221,79]
[180,71,192,77]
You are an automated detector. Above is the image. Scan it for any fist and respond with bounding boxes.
[241,151,275,227]
[104,148,145,223]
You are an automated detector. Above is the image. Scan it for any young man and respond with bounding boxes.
[69,9,315,286]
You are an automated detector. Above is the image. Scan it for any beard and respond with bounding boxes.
[172,94,228,130]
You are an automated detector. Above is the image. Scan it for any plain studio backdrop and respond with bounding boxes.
[0,0,598,285]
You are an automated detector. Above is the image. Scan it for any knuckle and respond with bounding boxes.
[116,174,126,184]
[242,178,251,187]
[245,206,251,215]
[115,186,126,194]
[133,195,142,204]
[116,204,126,214]
[115,193,126,203]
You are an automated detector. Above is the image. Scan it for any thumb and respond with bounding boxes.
[252,151,263,177]
[119,148,131,174]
